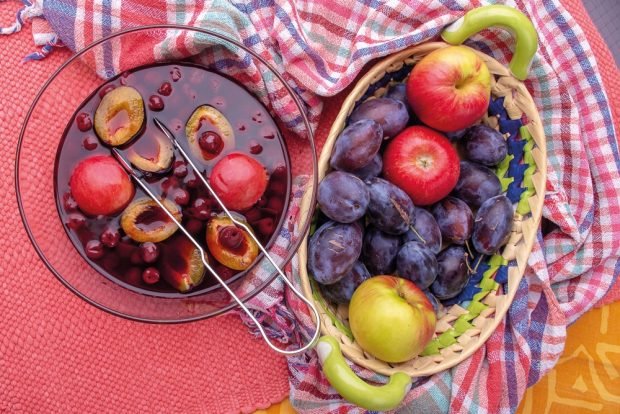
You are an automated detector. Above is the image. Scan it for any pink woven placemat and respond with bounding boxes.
[0,3,289,413]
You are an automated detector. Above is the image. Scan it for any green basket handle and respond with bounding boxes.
[441,5,538,80]
[317,336,411,411]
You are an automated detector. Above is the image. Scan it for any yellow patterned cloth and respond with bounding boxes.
[259,302,620,413]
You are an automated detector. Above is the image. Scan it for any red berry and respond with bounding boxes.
[172,188,190,206]
[100,227,120,248]
[76,113,92,132]
[249,140,263,155]
[269,180,287,196]
[244,208,261,223]
[130,250,143,265]
[158,82,172,96]
[219,226,243,250]
[185,219,204,235]
[63,193,78,212]
[99,84,116,98]
[192,197,211,220]
[85,240,104,260]
[125,267,142,284]
[267,197,284,212]
[82,135,98,151]
[148,95,165,111]
[198,131,224,156]
[257,197,268,207]
[67,213,86,230]
[140,242,159,264]
[271,165,287,181]
[173,162,188,178]
[255,217,275,236]
[142,267,160,284]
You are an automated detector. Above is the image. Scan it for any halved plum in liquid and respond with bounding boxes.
[206,213,259,271]
[120,198,181,243]
[185,105,235,161]
[127,130,174,173]
[94,86,145,146]
[159,234,206,292]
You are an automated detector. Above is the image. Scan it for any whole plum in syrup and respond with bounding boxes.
[55,63,291,296]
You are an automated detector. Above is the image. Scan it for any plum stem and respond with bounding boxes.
[408,225,427,244]
[465,240,474,258]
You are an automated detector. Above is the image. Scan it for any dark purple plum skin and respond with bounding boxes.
[385,83,413,118]
[319,261,371,304]
[349,153,382,181]
[396,241,438,290]
[432,197,474,245]
[431,245,470,300]
[366,177,416,235]
[330,119,383,171]
[472,194,514,255]
[349,98,409,139]
[402,207,442,254]
[308,220,363,285]
[318,171,369,223]
[461,125,508,166]
[362,226,401,275]
[452,161,502,209]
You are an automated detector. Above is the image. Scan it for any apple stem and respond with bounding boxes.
[408,225,427,244]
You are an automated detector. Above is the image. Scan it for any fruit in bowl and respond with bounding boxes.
[55,63,291,296]
[406,45,491,132]
[348,276,436,363]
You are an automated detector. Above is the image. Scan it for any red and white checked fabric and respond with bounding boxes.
[3,0,619,412]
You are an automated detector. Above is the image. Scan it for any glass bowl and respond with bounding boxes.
[16,25,317,323]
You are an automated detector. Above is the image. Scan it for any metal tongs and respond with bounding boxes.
[112,118,320,355]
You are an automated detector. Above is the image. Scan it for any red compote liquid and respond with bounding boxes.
[54,63,291,297]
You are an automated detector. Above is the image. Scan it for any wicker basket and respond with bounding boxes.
[298,42,546,377]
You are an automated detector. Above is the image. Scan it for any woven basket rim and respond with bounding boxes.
[298,42,546,377]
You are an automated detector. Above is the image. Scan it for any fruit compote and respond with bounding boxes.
[54,63,291,297]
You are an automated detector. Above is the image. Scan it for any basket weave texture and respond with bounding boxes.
[298,42,546,377]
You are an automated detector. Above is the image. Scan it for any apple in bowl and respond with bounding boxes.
[407,45,491,132]
[348,276,436,363]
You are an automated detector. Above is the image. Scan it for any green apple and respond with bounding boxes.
[349,276,436,363]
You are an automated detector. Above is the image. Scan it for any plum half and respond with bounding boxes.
[120,198,181,243]
[159,234,206,292]
[94,86,145,146]
[206,213,259,271]
[127,130,174,173]
[185,105,235,161]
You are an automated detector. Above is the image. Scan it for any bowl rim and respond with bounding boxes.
[15,23,318,324]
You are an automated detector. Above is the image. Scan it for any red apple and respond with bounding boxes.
[69,155,135,216]
[209,153,268,211]
[348,276,436,363]
[383,126,459,206]
[407,45,491,132]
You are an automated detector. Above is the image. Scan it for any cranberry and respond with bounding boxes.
[130,250,143,265]
[186,219,204,235]
[116,241,136,259]
[271,165,287,181]
[170,67,182,82]
[244,208,261,223]
[140,242,159,264]
[63,193,78,212]
[257,196,268,208]
[267,197,284,212]
[148,95,165,111]
[161,176,179,191]
[100,227,121,248]
[126,267,142,285]
[82,135,98,151]
[249,141,263,155]
[85,240,104,260]
[67,213,86,230]
[158,82,172,96]
[76,113,92,132]
[198,131,224,156]
[219,226,243,250]
[255,217,275,236]
[102,254,120,271]
[173,162,188,178]
[99,84,116,98]
[142,267,160,284]
[184,174,199,189]
[172,188,190,206]
[269,180,287,196]
[192,197,211,220]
